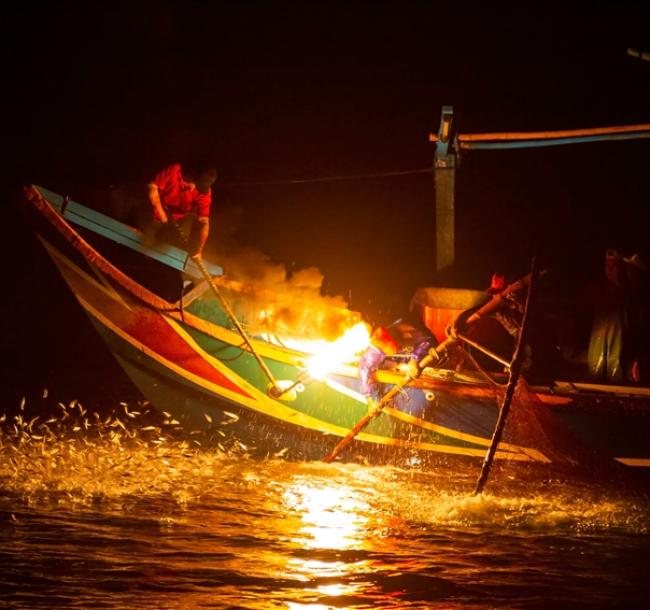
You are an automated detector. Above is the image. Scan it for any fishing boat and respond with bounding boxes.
[23,184,650,474]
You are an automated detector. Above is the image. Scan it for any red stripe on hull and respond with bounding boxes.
[53,249,252,399]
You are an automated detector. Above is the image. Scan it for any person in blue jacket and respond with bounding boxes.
[358,322,433,415]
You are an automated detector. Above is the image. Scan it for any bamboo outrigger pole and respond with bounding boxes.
[323,268,540,464]
[322,343,445,464]
[473,256,540,495]
[165,211,283,396]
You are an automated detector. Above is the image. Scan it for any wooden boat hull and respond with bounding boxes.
[24,185,650,470]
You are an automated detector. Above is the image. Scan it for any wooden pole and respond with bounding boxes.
[473,257,540,495]
[322,266,540,464]
[165,210,283,396]
[323,347,442,463]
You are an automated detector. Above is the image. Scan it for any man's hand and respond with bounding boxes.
[366,397,381,417]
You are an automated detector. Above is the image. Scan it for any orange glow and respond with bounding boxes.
[282,478,374,586]
[304,322,370,380]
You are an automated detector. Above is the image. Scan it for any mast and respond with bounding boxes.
[433,105,457,273]
[430,106,650,274]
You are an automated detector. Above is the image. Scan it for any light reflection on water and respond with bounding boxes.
[1,401,650,609]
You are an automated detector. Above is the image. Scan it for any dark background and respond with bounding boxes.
[2,2,649,410]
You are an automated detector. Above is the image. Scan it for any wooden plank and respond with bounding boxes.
[550,380,650,398]
[35,185,223,279]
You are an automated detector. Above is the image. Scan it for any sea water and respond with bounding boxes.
[1,398,649,609]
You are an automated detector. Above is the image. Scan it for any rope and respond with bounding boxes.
[460,346,501,388]
[220,167,433,188]
[169,123,650,189]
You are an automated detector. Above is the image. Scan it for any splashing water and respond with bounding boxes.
[2,396,650,609]
[2,397,647,528]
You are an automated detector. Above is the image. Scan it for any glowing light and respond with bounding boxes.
[319,581,364,598]
[286,604,344,610]
[283,480,370,550]
[304,322,370,380]
[278,476,386,605]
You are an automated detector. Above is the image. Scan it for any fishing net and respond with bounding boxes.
[497,377,632,483]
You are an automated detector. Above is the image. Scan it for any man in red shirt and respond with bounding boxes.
[146,161,218,260]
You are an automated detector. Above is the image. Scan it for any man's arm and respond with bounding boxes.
[192,217,210,260]
[147,182,168,223]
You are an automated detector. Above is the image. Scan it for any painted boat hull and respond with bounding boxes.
[24,185,650,471]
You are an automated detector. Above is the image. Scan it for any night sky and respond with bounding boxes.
[3,2,650,408]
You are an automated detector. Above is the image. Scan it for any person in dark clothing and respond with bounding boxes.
[622,253,650,384]
[488,273,539,374]
[456,273,532,373]
[587,248,628,383]
[457,272,560,382]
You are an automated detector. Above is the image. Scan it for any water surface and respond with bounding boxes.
[1,399,649,609]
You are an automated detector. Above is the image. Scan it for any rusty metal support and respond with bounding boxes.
[434,105,457,273]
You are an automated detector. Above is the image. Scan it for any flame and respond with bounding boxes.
[304,322,370,380]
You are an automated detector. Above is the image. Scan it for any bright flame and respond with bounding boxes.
[304,322,370,380]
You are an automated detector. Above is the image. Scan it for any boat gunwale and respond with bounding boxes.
[25,185,323,367]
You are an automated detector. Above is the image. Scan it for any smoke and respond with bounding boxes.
[203,205,361,341]
[94,184,362,341]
